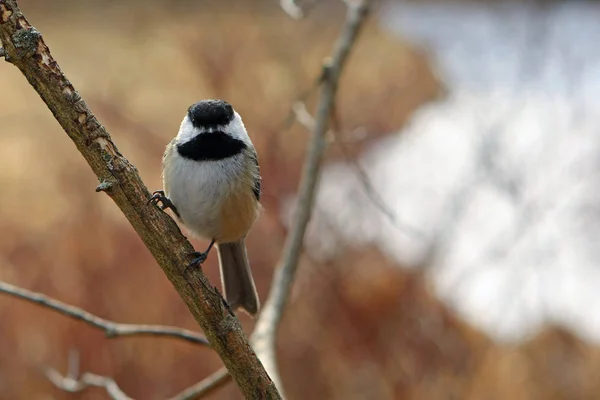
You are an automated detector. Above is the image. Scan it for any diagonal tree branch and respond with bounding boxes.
[1,0,370,397]
[0,281,209,346]
[0,1,279,398]
[251,0,372,395]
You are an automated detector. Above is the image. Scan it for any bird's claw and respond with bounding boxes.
[149,190,180,217]
[148,190,167,208]
[184,251,208,275]
[189,251,208,266]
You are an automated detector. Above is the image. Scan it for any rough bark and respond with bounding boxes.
[0,1,280,398]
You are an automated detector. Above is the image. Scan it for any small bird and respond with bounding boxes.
[150,99,261,316]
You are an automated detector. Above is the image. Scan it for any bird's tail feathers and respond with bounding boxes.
[217,240,260,317]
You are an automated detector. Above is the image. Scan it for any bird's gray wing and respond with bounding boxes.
[249,150,261,201]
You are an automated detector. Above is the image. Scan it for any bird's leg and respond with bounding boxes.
[148,190,181,218]
[187,239,216,269]
[184,240,216,275]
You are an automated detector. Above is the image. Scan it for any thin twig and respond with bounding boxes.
[168,367,231,400]
[0,2,280,397]
[0,281,209,345]
[279,0,320,20]
[49,372,130,398]
[292,100,367,143]
[280,0,304,19]
[293,100,426,238]
[331,107,427,239]
[45,349,133,400]
[251,0,371,396]
[46,370,133,400]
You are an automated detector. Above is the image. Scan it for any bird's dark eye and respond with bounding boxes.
[187,99,234,129]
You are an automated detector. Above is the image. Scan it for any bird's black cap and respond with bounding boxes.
[187,99,234,129]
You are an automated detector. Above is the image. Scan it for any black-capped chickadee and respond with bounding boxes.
[150,99,261,316]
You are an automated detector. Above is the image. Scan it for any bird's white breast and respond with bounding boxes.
[163,143,257,242]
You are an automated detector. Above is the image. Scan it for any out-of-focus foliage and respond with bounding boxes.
[2,1,597,400]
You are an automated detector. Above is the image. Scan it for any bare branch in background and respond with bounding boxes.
[0,281,209,346]
[0,1,280,398]
[252,0,372,395]
[168,367,230,400]
[45,349,132,400]
[280,0,304,19]
[280,0,320,19]
[46,370,132,400]
[292,100,364,142]
[292,100,368,144]
[293,101,427,239]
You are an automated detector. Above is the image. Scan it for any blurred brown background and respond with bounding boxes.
[1,0,598,399]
